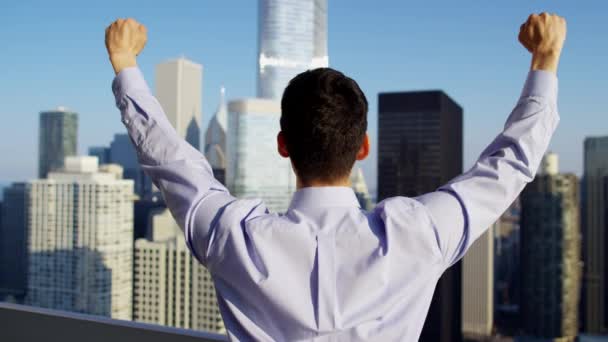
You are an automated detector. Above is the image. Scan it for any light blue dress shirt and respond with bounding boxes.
[113,68,558,341]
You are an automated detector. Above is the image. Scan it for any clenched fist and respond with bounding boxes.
[105,18,147,74]
[518,13,566,73]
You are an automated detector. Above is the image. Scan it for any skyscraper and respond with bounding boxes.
[204,87,228,185]
[377,90,463,342]
[38,107,78,178]
[257,0,328,99]
[133,220,224,333]
[350,167,372,210]
[110,133,151,197]
[0,183,29,300]
[581,136,608,334]
[226,98,295,213]
[88,146,111,164]
[520,153,581,339]
[156,58,203,150]
[462,228,494,339]
[25,156,134,319]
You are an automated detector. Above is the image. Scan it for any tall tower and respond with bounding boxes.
[0,183,29,300]
[377,90,463,342]
[204,87,228,185]
[520,154,582,339]
[257,0,328,99]
[38,107,78,178]
[226,98,295,213]
[156,58,203,150]
[25,156,134,319]
[581,136,608,333]
[350,167,372,210]
[462,228,494,339]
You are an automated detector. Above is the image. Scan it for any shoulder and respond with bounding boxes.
[372,196,442,261]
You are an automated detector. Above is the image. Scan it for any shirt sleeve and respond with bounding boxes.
[415,70,559,268]
[112,67,247,266]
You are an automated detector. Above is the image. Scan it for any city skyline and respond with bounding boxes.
[1,1,606,197]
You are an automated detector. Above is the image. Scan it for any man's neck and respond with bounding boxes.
[296,177,351,190]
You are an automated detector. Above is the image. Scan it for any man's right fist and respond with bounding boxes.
[105,18,147,74]
[518,13,566,73]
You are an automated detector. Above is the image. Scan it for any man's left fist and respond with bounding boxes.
[105,18,147,74]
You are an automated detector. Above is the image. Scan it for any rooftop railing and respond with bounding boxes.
[0,302,228,342]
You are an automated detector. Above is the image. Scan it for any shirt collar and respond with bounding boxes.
[287,186,361,212]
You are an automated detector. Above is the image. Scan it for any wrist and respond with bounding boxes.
[530,50,561,74]
[109,53,137,75]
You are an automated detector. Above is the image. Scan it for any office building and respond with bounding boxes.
[350,167,372,210]
[226,98,295,213]
[156,58,203,150]
[377,90,463,342]
[38,107,78,178]
[133,214,224,333]
[257,0,328,99]
[87,134,151,197]
[110,133,151,197]
[494,200,521,335]
[462,228,494,339]
[88,146,111,164]
[0,183,29,300]
[25,156,134,320]
[520,154,581,339]
[581,136,608,334]
[204,87,228,185]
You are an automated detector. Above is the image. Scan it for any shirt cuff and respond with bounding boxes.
[520,70,558,104]
[111,67,150,108]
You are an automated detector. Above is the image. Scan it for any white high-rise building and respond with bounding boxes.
[25,156,134,319]
[156,58,203,150]
[462,227,494,337]
[133,215,224,333]
[226,98,295,212]
[204,87,228,173]
[350,167,372,210]
[257,0,328,99]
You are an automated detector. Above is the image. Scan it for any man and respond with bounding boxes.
[106,13,565,341]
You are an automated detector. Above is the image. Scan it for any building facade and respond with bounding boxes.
[204,87,228,185]
[133,214,224,333]
[581,136,608,334]
[156,58,203,150]
[462,228,494,339]
[377,90,463,342]
[88,146,111,164]
[38,108,78,178]
[350,167,372,210]
[520,155,582,339]
[257,0,328,99]
[25,156,134,320]
[226,98,295,213]
[0,183,29,300]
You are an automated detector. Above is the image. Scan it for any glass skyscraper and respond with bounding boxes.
[204,87,228,185]
[38,107,78,178]
[520,154,581,339]
[257,0,328,99]
[581,136,608,334]
[226,98,295,213]
[377,90,463,342]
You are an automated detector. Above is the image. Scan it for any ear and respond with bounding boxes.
[277,131,290,158]
[356,133,370,161]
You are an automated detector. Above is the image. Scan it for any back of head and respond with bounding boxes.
[280,68,368,184]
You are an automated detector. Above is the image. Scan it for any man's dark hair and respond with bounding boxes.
[280,67,368,184]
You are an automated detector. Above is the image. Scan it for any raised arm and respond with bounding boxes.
[105,19,240,265]
[416,13,566,267]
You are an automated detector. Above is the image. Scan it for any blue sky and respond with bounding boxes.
[0,1,606,195]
